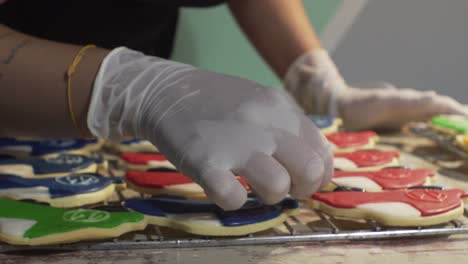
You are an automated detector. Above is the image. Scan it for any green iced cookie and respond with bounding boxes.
[431,115,468,134]
[0,199,146,245]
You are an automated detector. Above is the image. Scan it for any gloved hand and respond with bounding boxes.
[88,47,333,210]
[284,49,468,131]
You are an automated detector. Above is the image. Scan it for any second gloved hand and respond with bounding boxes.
[284,49,468,131]
[88,47,333,210]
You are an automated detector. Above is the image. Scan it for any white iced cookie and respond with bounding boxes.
[333,150,400,171]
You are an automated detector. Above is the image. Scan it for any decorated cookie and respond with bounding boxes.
[106,138,159,154]
[0,173,121,207]
[462,194,468,209]
[455,134,468,151]
[0,199,146,245]
[125,171,250,199]
[308,115,343,134]
[326,131,378,153]
[124,196,298,236]
[119,153,176,171]
[334,150,400,171]
[431,115,468,135]
[0,154,107,178]
[309,189,465,226]
[0,138,103,158]
[325,168,436,191]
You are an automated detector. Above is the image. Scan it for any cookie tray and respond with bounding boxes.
[2,144,468,252]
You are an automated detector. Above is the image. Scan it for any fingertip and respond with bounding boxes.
[289,156,325,199]
[238,152,290,205]
[199,169,248,211]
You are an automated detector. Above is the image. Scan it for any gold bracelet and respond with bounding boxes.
[66,44,96,134]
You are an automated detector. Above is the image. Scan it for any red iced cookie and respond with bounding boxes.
[326,131,377,149]
[334,150,400,168]
[333,168,435,190]
[126,171,250,191]
[312,189,464,216]
[120,153,168,164]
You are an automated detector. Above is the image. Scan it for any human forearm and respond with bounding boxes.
[0,24,109,137]
[228,0,321,78]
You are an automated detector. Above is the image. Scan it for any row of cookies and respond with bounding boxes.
[311,115,468,227]
[115,116,465,233]
[2,114,466,246]
[105,117,468,230]
[0,138,125,207]
[0,194,299,246]
[0,137,301,245]
[103,139,305,238]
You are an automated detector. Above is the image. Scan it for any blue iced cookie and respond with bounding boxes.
[124,196,299,236]
[0,154,107,178]
[0,138,102,158]
[308,115,342,134]
[0,173,122,207]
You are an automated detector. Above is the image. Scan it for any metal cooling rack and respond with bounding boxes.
[1,143,468,253]
[1,206,468,253]
[407,122,468,159]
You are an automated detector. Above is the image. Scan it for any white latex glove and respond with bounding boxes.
[284,49,468,131]
[88,47,333,210]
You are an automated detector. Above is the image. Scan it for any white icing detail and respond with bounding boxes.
[0,146,33,158]
[0,187,51,199]
[0,218,37,237]
[0,165,34,177]
[333,157,357,170]
[133,140,154,147]
[55,175,99,186]
[357,202,421,218]
[167,213,222,226]
[148,160,176,169]
[41,139,77,148]
[333,177,382,191]
[46,155,84,165]
[165,183,204,195]
[63,209,110,223]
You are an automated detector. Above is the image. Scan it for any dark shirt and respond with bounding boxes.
[0,0,227,58]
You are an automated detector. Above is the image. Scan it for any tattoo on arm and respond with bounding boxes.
[2,39,31,64]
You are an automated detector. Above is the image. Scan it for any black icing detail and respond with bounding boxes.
[385,166,408,169]
[333,186,366,192]
[407,185,444,190]
[91,205,131,212]
[18,199,50,206]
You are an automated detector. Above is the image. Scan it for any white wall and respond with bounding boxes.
[330,0,468,103]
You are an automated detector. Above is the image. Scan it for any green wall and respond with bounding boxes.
[171,1,341,88]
